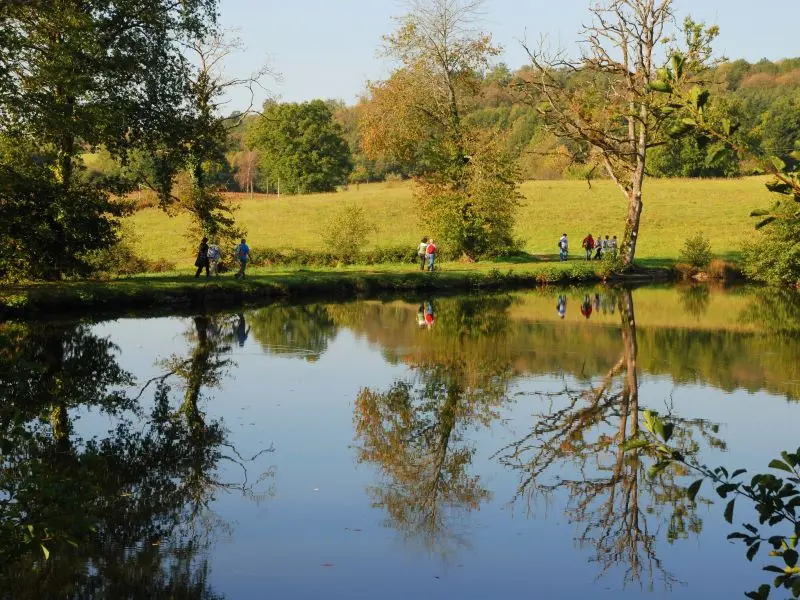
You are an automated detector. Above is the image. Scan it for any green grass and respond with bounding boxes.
[126,177,773,264]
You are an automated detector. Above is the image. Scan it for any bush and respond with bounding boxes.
[679,231,713,268]
[83,225,175,276]
[742,204,800,287]
[596,252,625,280]
[321,204,376,262]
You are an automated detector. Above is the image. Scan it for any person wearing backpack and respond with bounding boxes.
[558,233,568,261]
[207,241,221,276]
[425,239,437,272]
[194,237,210,278]
[581,233,594,261]
[233,238,250,279]
[417,237,429,271]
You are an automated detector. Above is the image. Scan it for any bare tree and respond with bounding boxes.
[518,1,717,265]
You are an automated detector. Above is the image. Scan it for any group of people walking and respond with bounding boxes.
[417,237,438,272]
[194,237,251,278]
[561,233,620,261]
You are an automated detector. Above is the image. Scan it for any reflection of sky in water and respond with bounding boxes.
[71,292,800,600]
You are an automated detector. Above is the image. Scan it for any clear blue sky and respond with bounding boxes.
[218,0,800,110]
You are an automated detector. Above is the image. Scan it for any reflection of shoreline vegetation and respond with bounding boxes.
[495,290,725,589]
[353,297,517,551]
[0,317,273,597]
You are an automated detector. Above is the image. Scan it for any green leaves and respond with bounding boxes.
[687,479,703,502]
[769,459,795,473]
[724,498,736,523]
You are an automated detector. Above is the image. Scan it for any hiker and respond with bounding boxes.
[234,238,250,278]
[417,237,429,271]
[425,239,437,272]
[602,235,610,257]
[581,233,595,261]
[594,234,603,260]
[194,237,210,278]
[558,233,568,261]
[207,241,221,275]
[611,235,619,258]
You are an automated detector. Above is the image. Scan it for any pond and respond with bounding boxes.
[2,285,800,599]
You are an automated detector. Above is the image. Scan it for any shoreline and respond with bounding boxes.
[0,263,677,320]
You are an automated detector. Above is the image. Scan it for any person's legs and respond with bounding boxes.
[420,255,425,270]
[427,255,434,271]
[204,261,210,277]
[195,265,202,277]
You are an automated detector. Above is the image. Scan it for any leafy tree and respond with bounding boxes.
[360,0,521,259]
[248,100,352,194]
[651,55,800,286]
[0,0,218,279]
[518,6,719,265]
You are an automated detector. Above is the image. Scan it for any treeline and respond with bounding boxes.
[193,57,800,195]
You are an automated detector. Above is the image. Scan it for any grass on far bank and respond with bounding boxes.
[126,177,773,266]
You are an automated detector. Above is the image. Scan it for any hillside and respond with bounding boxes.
[127,177,774,264]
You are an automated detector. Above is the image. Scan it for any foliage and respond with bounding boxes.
[596,252,625,279]
[248,100,352,194]
[742,203,800,287]
[635,412,800,598]
[518,6,720,265]
[679,231,714,268]
[321,204,376,262]
[0,0,218,279]
[360,0,520,259]
[651,53,800,286]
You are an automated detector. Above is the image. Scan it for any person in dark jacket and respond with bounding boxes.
[194,237,210,278]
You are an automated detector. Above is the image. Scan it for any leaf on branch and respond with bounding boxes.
[770,459,794,473]
[725,498,736,524]
[687,479,703,502]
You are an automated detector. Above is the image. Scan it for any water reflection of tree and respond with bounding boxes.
[495,289,724,590]
[247,305,337,361]
[0,318,271,598]
[353,296,516,552]
[679,284,711,321]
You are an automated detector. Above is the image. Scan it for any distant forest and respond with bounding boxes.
[87,57,800,195]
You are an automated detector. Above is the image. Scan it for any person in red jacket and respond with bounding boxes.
[581,233,595,261]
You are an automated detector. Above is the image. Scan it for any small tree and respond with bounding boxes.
[322,204,375,262]
[679,231,713,268]
[360,0,521,260]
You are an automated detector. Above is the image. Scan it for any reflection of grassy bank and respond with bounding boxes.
[321,292,800,400]
[0,261,671,319]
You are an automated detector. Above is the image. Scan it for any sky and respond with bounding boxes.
[217,0,800,110]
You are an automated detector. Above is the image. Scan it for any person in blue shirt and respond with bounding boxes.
[234,238,250,278]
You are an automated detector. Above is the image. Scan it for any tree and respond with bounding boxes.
[248,100,352,194]
[0,0,219,279]
[360,0,521,259]
[650,55,800,286]
[232,149,260,196]
[518,4,719,265]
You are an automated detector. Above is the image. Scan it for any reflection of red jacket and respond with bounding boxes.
[580,304,592,319]
[582,235,594,249]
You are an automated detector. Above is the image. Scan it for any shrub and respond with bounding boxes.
[321,204,376,262]
[742,204,800,287]
[83,225,175,276]
[596,253,625,280]
[707,259,743,281]
[679,231,713,268]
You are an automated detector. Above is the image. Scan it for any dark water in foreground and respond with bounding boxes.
[2,285,800,599]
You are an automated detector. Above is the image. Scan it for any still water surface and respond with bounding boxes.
[2,285,800,599]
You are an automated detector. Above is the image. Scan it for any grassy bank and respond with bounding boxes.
[127,177,772,264]
[0,260,673,320]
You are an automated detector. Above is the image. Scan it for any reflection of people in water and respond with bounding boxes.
[424,300,435,328]
[234,313,250,346]
[556,295,567,319]
[417,303,427,328]
[594,293,601,312]
[580,295,593,319]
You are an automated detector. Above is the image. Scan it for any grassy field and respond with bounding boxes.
[126,177,773,265]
